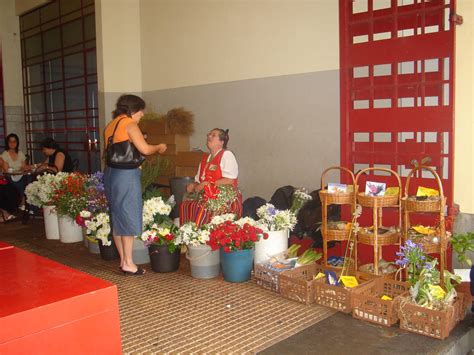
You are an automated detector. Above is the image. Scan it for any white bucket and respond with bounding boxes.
[82,228,88,248]
[132,238,150,264]
[254,229,289,265]
[88,239,100,254]
[43,205,60,240]
[186,244,220,279]
[58,215,83,243]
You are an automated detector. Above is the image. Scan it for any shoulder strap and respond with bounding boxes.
[108,117,126,144]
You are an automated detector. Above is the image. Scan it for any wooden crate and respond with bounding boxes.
[279,264,325,305]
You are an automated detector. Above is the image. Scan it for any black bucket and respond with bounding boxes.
[98,238,120,261]
[149,244,181,272]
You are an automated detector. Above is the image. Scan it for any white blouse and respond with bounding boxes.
[194,150,239,183]
[1,150,26,171]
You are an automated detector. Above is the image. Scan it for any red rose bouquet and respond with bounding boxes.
[207,219,268,253]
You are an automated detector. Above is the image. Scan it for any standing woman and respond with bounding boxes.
[1,133,28,210]
[104,94,167,275]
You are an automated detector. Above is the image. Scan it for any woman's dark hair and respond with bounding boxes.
[212,128,230,149]
[40,137,59,150]
[112,94,146,118]
[5,133,20,153]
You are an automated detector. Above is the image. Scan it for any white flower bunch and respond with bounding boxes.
[25,173,68,207]
[257,203,297,232]
[140,224,182,246]
[85,212,111,246]
[290,188,313,214]
[80,210,92,218]
[178,222,211,246]
[209,213,236,226]
[142,196,174,228]
[234,216,263,228]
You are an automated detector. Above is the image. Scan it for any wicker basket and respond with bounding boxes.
[357,193,399,208]
[397,293,464,340]
[319,190,354,205]
[313,274,366,313]
[254,263,287,293]
[352,277,409,326]
[279,263,324,305]
[401,197,442,212]
[408,238,442,254]
[358,229,400,246]
[326,228,351,241]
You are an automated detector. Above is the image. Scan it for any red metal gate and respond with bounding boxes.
[339,0,456,265]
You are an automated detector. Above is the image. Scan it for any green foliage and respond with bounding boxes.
[451,232,474,267]
[140,155,170,193]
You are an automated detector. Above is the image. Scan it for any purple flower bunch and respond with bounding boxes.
[85,171,109,214]
[396,240,427,284]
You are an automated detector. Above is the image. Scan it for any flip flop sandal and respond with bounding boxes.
[121,267,145,276]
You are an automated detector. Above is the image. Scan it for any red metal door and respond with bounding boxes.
[339,0,456,264]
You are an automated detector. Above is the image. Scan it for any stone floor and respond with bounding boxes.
[1,216,473,354]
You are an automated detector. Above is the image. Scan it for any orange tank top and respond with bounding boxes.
[104,115,134,147]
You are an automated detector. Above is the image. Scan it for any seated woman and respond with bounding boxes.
[1,133,28,210]
[37,138,74,173]
[0,158,19,222]
[180,128,242,226]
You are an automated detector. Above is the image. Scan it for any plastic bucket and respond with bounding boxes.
[43,205,60,240]
[170,176,195,217]
[88,239,100,254]
[58,215,83,243]
[98,238,120,261]
[186,244,220,279]
[254,229,289,265]
[220,248,254,283]
[132,238,151,265]
[149,244,181,272]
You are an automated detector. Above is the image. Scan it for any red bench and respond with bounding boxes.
[0,247,122,354]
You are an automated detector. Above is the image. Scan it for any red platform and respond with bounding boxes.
[0,247,122,354]
[0,241,13,250]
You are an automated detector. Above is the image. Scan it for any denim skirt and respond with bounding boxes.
[104,167,142,237]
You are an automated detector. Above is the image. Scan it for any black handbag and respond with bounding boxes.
[106,117,145,169]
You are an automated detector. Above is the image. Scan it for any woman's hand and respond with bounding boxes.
[155,143,167,154]
[195,181,210,193]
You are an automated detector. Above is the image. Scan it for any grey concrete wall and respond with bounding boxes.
[143,70,340,199]
[4,106,25,152]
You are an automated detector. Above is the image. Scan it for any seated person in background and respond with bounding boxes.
[180,128,242,226]
[37,138,74,173]
[0,158,19,222]
[1,133,28,210]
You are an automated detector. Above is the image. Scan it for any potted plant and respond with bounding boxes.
[451,232,474,311]
[207,217,267,282]
[75,172,109,253]
[84,212,119,261]
[140,196,181,272]
[178,222,220,279]
[254,203,297,265]
[25,172,67,240]
[50,173,88,243]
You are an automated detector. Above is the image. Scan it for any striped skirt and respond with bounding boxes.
[180,191,243,227]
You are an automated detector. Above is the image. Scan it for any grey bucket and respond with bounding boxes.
[133,238,151,264]
[88,239,100,254]
[170,176,195,217]
[186,244,220,279]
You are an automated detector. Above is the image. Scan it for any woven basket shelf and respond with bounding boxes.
[319,190,354,205]
[401,197,444,212]
[357,193,399,208]
[325,228,351,241]
[358,230,401,246]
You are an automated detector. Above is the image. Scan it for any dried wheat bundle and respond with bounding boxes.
[166,107,194,135]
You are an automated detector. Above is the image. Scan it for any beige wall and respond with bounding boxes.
[454,0,474,213]
[15,0,50,16]
[139,0,339,91]
[1,0,23,107]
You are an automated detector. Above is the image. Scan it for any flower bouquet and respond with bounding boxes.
[85,212,111,246]
[208,217,267,282]
[51,173,88,219]
[178,222,221,279]
[254,203,297,265]
[187,183,238,213]
[25,172,68,208]
[140,196,181,272]
[290,188,312,214]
